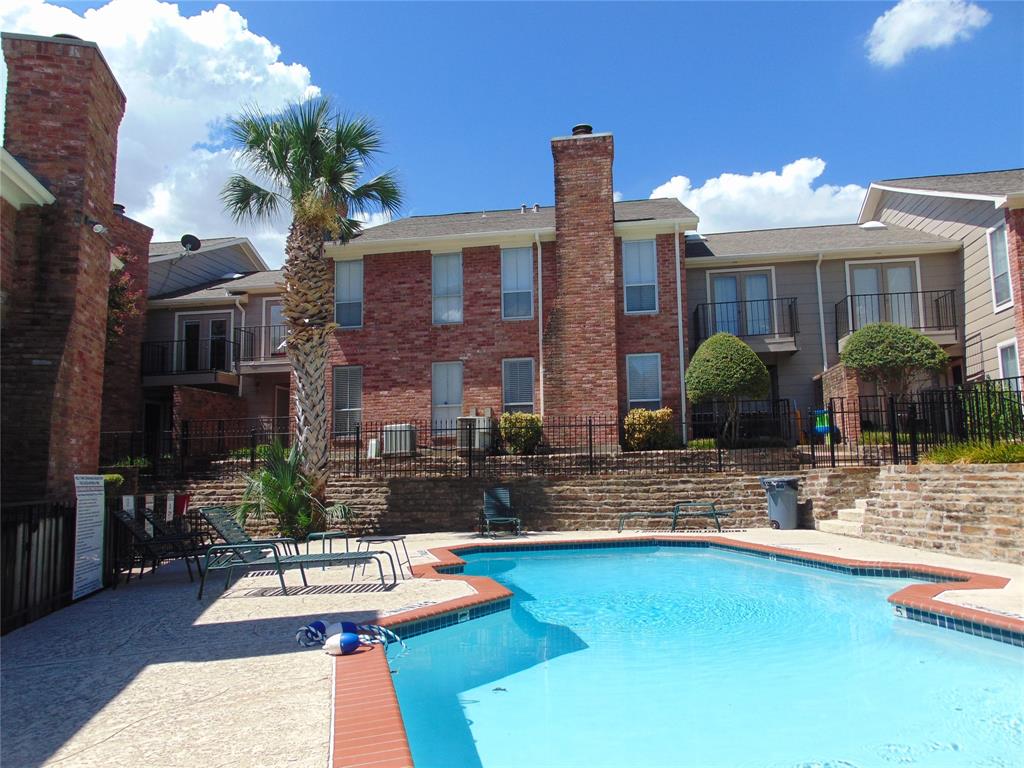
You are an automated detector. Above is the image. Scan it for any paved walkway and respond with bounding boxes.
[1,530,1020,767]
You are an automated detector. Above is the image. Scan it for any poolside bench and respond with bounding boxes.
[617,501,734,533]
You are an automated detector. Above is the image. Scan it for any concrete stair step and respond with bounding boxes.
[837,508,865,523]
[817,518,864,537]
[854,498,869,510]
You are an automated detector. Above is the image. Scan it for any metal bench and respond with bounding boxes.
[618,501,734,533]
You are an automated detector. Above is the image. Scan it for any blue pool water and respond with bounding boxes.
[390,546,1024,768]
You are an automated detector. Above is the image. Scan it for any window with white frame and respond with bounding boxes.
[501,247,533,319]
[988,223,1013,311]
[431,361,463,428]
[998,340,1020,379]
[432,252,463,324]
[332,365,362,434]
[335,259,363,328]
[623,239,657,313]
[626,353,661,411]
[502,358,535,413]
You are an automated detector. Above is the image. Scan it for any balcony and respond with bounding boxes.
[693,297,799,355]
[236,325,291,370]
[141,338,240,389]
[835,289,957,351]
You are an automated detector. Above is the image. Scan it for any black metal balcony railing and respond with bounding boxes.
[141,338,237,376]
[835,289,957,342]
[235,325,289,363]
[694,297,798,346]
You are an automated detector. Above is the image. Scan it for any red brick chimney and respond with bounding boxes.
[545,124,619,417]
[1,32,127,501]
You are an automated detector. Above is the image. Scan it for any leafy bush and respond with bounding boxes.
[922,441,1024,464]
[228,443,274,460]
[624,408,677,451]
[236,441,327,538]
[499,412,543,455]
[106,456,152,468]
[859,429,910,446]
[102,473,125,488]
[686,334,769,443]
[687,437,716,450]
[840,323,948,396]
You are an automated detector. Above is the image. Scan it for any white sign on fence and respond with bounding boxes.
[72,475,106,600]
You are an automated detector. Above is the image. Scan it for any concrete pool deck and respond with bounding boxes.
[1,529,1021,767]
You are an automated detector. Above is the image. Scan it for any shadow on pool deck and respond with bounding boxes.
[0,561,398,767]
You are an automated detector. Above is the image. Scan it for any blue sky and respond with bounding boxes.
[4,1,1022,264]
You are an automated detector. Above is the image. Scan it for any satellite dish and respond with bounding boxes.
[180,234,202,252]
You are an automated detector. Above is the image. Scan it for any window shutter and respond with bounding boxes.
[333,366,362,433]
[627,354,661,408]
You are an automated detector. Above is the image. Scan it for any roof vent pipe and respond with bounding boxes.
[532,204,540,213]
[571,123,593,136]
[520,204,527,214]
[113,203,126,216]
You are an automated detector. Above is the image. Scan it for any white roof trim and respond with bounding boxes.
[0,148,55,210]
[684,240,959,268]
[859,181,1023,221]
[148,294,250,309]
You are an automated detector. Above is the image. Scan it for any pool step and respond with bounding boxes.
[837,508,865,523]
[816,518,864,537]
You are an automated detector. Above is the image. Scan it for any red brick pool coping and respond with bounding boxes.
[330,535,1023,767]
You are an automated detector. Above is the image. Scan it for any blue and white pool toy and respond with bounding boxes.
[294,619,406,657]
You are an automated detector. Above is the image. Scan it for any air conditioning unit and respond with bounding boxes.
[381,424,416,456]
[457,416,494,452]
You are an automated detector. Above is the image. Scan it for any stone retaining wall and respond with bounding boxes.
[860,464,1024,564]
[147,468,880,536]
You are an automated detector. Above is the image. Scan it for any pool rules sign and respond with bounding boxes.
[72,475,106,600]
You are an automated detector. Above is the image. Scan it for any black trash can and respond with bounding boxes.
[759,476,800,530]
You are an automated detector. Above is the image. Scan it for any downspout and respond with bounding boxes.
[674,224,688,442]
[535,232,545,416]
[814,253,828,373]
[234,297,245,397]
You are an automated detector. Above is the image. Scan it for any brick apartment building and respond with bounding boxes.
[5,34,1020,481]
[137,129,1024,447]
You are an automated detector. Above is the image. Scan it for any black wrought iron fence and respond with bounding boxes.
[805,376,1023,468]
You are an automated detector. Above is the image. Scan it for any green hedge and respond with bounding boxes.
[499,412,543,455]
[921,442,1024,464]
[623,408,677,451]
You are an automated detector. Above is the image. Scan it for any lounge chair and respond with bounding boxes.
[482,488,522,537]
[110,506,206,583]
[195,506,396,599]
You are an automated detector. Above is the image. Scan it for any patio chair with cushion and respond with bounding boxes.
[482,488,522,537]
[195,506,396,599]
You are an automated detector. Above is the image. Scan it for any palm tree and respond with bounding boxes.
[222,97,401,498]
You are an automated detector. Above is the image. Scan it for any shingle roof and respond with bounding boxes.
[686,223,958,259]
[151,270,284,302]
[350,198,695,244]
[876,169,1024,197]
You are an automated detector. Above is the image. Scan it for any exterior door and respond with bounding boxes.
[711,275,739,335]
[182,321,200,371]
[743,273,772,335]
[851,263,918,329]
[265,301,287,358]
[209,318,228,370]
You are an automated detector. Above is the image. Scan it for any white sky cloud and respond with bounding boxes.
[0,0,320,267]
[612,191,624,203]
[650,158,866,234]
[866,0,991,68]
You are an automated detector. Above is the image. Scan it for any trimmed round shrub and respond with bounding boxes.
[840,322,948,396]
[499,412,543,455]
[623,407,677,451]
[686,333,769,403]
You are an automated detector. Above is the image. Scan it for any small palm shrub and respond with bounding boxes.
[500,412,543,455]
[236,440,327,538]
[624,407,677,451]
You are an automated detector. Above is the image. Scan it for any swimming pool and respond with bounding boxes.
[391,545,1024,768]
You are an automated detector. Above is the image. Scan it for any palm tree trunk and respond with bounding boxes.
[282,220,335,499]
